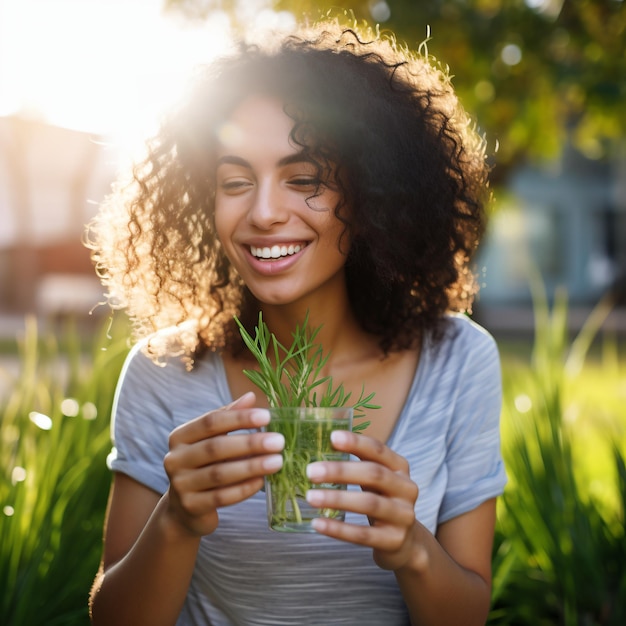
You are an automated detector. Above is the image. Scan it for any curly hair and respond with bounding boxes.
[87,18,490,359]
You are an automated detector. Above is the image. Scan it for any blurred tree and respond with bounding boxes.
[164,0,626,180]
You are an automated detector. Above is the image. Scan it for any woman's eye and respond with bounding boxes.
[289,177,319,188]
[220,179,251,193]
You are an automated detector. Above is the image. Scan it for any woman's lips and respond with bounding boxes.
[244,242,308,275]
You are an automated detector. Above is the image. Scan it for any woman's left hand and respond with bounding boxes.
[305,429,419,572]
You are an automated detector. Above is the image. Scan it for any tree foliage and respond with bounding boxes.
[164,0,626,178]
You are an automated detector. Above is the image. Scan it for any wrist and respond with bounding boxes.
[395,522,431,577]
[157,494,206,544]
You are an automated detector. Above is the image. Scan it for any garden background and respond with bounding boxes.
[1,0,625,624]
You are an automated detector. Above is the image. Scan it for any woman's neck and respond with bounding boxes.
[258,297,382,370]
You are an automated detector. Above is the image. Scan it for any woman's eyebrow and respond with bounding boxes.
[216,155,251,168]
[276,153,315,167]
[216,153,315,168]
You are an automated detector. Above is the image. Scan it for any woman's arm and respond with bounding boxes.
[306,430,496,626]
[90,392,283,626]
[89,475,202,626]
[394,500,496,625]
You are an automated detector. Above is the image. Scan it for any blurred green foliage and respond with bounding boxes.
[0,316,129,626]
[165,0,626,180]
[490,284,626,624]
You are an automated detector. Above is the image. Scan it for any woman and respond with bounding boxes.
[88,18,506,626]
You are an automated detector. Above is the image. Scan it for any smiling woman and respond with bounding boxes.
[86,15,505,626]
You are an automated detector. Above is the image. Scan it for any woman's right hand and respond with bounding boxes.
[162,391,283,537]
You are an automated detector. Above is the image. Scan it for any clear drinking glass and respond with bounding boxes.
[263,406,353,532]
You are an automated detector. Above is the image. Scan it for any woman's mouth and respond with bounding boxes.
[250,243,306,260]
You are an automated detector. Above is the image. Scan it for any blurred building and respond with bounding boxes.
[475,144,626,335]
[0,115,117,318]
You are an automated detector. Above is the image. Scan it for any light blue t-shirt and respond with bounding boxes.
[108,314,507,625]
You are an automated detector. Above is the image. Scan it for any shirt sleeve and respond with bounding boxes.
[439,323,507,523]
[106,342,174,495]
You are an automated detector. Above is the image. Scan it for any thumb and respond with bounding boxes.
[227,390,257,409]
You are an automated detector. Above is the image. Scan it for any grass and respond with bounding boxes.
[489,286,626,625]
[0,315,129,626]
[0,297,624,624]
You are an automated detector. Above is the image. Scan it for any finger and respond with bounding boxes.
[170,398,269,446]
[168,431,285,469]
[178,476,266,514]
[306,488,416,526]
[310,516,411,553]
[330,430,409,474]
[171,452,284,493]
[306,460,418,502]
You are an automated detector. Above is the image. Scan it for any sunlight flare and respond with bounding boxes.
[0,0,233,140]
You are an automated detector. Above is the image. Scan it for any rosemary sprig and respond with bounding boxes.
[235,311,380,530]
[234,311,380,428]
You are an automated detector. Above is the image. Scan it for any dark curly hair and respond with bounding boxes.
[88,18,490,359]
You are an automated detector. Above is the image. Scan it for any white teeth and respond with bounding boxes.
[251,244,303,259]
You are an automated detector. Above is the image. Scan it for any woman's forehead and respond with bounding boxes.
[215,95,295,156]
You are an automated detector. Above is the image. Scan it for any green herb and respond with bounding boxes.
[234,311,380,530]
[235,311,379,425]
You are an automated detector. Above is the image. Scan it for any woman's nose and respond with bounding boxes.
[246,179,289,229]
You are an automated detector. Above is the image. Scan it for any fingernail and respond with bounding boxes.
[250,409,270,426]
[306,463,326,481]
[263,454,283,471]
[262,433,285,451]
[330,430,349,445]
[306,489,324,506]
[231,391,255,407]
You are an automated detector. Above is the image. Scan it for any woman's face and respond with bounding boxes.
[214,95,349,308]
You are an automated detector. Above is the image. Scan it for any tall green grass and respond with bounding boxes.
[0,316,129,626]
[489,286,626,625]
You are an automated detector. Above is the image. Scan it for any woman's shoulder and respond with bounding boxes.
[442,313,497,349]
[445,313,493,341]
[113,330,232,429]
[119,329,225,392]
[398,314,496,403]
